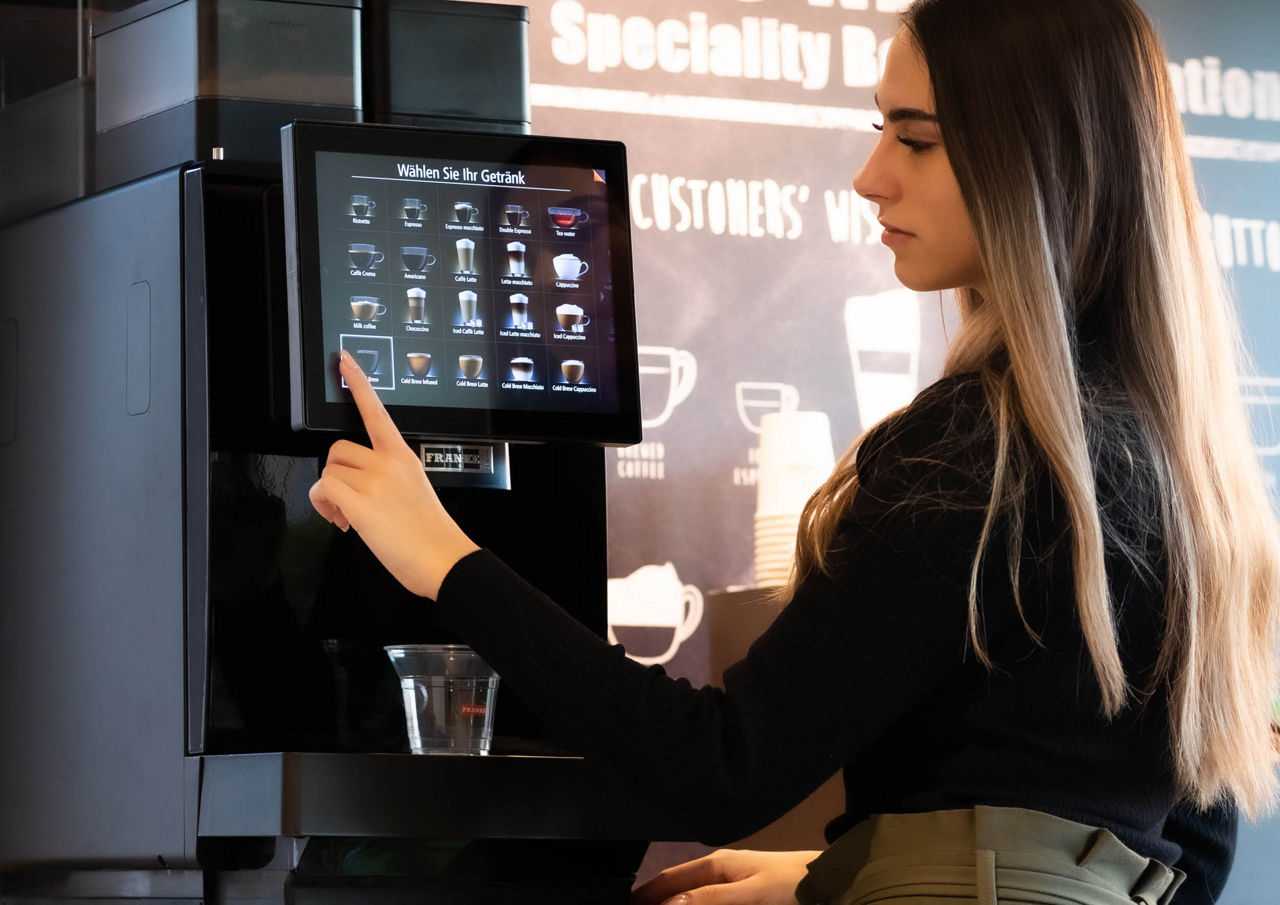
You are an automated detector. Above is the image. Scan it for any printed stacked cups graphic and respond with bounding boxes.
[754,412,836,587]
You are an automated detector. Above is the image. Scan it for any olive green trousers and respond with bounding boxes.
[794,806,1185,905]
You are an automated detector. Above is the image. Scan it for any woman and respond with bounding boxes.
[309,0,1280,902]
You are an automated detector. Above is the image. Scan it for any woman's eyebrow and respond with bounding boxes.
[873,93,940,123]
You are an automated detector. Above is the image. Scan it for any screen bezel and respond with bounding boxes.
[282,120,641,445]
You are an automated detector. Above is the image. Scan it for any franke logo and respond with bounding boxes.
[419,444,494,474]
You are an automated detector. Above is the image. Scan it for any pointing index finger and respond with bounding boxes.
[339,349,402,449]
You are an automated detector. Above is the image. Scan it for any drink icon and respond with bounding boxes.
[505,204,530,228]
[456,238,475,273]
[351,194,376,217]
[548,206,589,229]
[400,246,436,272]
[844,288,921,430]
[349,243,384,270]
[510,357,535,381]
[458,291,480,327]
[407,352,432,376]
[734,382,800,434]
[509,293,531,328]
[553,254,588,280]
[406,288,427,324]
[506,242,527,277]
[354,349,380,375]
[555,303,590,333]
[561,359,585,384]
[459,354,484,379]
[350,296,386,321]
[638,346,697,429]
[403,197,427,220]
[454,201,478,224]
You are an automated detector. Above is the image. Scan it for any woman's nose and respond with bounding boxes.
[853,136,894,204]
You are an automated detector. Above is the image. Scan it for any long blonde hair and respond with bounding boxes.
[792,0,1280,817]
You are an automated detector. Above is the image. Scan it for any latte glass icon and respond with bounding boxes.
[349,243,385,270]
[406,288,428,323]
[506,242,527,276]
[350,296,386,321]
[458,291,480,327]
[456,239,475,273]
[509,293,531,328]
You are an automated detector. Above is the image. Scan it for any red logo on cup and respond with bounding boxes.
[460,704,487,716]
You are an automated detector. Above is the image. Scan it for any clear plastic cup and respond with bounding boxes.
[384,644,499,755]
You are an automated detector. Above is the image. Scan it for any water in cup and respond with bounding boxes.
[385,645,499,756]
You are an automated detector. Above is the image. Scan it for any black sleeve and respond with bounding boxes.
[433,377,996,844]
[1165,800,1237,905]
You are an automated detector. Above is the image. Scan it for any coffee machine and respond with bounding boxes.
[0,2,677,903]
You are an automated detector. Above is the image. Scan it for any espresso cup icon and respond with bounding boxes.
[400,246,436,272]
[407,352,432,377]
[638,345,698,429]
[548,206,589,229]
[350,296,386,321]
[351,194,376,217]
[509,293,531,328]
[735,381,800,434]
[556,303,590,333]
[561,359,585,384]
[505,204,530,227]
[506,241,527,277]
[349,243,384,270]
[456,238,475,273]
[459,354,484,379]
[354,349,380,375]
[406,288,427,323]
[552,254,588,280]
[454,201,477,224]
[403,198,427,220]
[510,357,535,382]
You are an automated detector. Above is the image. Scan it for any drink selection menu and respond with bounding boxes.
[314,150,618,414]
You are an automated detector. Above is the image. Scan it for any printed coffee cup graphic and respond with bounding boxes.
[402,197,427,220]
[351,194,376,217]
[845,288,921,430]
[458,291,480,327]
[735,381,800,434]
[509,357,535,382]
[505,204,530,227]
[455,238,475,273]
[453,201,478,224]
[406,288,428,324]
[509,293,531,328]
[458,354,484,379]
[560,359,585,384]
[638,345,697,429]
[350,296,386,322]
[400,246,436,272]
[349,243,384,270]
[607,562,703,667]
[548,206,589,229]
[354,349,380,375]
[406,352,432,377]
[556,303,590,333]
[553,254,588,280]
[506,242,528,277]
[1242,376,1280,456]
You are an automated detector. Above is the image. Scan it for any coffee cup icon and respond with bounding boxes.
[555,303,590,333]
[560,359,585,384]
[509,357,535,382]
[638,345,698,429]
[403,198,427,220]
[509,293,531,328]
[735,382,800,434]
[406,352,432,377]
[505,204,530,228]
[349,243,384,270]
[354,349,380,375]
[351,194,376,217]
[548,206,589,229]
[406,288,428,324]
[459,354,484,379]
[506,242,527,277]
[553,254,589,280]
[606,562,703,667]
[456,238,475,273]
[400,246,436,272]
[350,296,386,321]
[454,201,477,224]
[845,288,921,430]
[458,291,479,326]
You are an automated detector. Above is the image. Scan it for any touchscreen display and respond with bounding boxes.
[283,122,640,444]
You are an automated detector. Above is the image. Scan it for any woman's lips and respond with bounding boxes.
[880,223,914,248]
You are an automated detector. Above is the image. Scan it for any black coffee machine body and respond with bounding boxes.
[0,3,680,902]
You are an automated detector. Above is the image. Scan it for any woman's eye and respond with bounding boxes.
[898,137,937,153]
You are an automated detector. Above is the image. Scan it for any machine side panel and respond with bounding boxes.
[0,171,189,868]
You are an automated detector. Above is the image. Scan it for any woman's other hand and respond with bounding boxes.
[631,849,819,905]
[308,350,478,599]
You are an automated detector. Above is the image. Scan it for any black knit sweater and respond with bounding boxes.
[434,373,1235,903]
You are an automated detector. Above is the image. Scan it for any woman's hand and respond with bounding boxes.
[308,350,479,599]
[631,849,819,905]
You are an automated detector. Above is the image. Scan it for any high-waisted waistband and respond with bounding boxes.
[795,806,1184,905]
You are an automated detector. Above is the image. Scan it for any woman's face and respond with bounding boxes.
[854,33,988,298]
